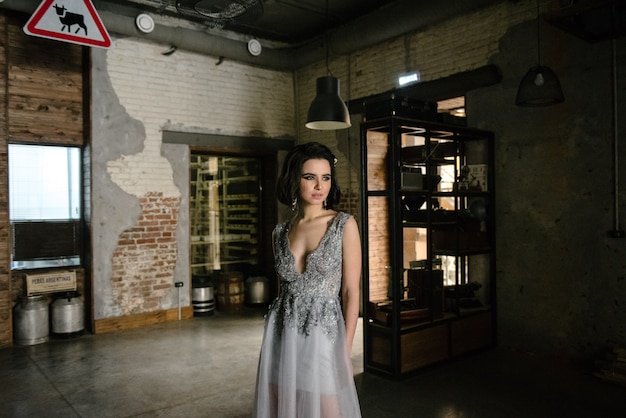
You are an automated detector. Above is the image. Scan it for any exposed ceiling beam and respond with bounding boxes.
[1,0,504,71]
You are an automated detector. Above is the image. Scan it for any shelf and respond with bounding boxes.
[367,309,489,332]
[222,194,258,202]
[360,114,495,378]
[433,247,492,256]
[222,175,258,183]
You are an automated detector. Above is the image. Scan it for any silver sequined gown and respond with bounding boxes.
[253,212,362,418]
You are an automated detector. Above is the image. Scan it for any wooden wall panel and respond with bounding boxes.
[401,324,449,372]
[0,14,11,348]
[0,12,87,347]
[94,307,194,334]
[6,18,83,146]
[450,311,493,357]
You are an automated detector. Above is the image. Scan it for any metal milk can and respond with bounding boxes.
[13,295,49,345]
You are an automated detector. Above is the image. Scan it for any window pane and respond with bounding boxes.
[9,144,82,270]
[9,144,81,220]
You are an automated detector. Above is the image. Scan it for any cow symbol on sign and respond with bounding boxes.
[53,4,88,35]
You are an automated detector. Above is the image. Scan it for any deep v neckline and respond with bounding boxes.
[286,214,338,275]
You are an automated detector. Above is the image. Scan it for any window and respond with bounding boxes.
[9,144,82,270]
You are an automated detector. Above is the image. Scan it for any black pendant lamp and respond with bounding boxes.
[516,65,564,106]
[305,76,351,130]
[516,0,564,107]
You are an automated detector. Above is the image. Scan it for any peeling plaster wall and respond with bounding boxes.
[91,37,295,320]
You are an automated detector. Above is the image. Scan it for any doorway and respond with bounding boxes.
[163,130,292,300]
[188,148,281,301]
[190,154,262,277]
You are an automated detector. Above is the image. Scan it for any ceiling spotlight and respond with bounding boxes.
[135,13,155,34]
[247,39,262,56]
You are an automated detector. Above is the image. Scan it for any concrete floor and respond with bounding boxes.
[1,307,624,418]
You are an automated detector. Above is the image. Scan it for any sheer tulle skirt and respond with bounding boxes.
[253,304,361,418]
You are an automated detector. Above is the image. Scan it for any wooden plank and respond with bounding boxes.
[94,307,195,334]
[450,311,493,356]
[370,331,392,368]
[8,24,82,66]
[6,14,83,146]
[0,14,10,348]
[401,324,449,372]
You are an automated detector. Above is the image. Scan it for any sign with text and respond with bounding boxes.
[26,271,77,296]
[24,0,111,48]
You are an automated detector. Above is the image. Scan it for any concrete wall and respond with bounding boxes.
[294,0,626,361]
[475,16,626,359]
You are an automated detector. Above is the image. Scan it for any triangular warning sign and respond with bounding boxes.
[24,0,112,48]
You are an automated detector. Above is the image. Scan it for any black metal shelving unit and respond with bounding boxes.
[360,115,496,378]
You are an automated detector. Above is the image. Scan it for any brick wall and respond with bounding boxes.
[294,1,536,263]
[296,1,534,122]
[110,192,179,315]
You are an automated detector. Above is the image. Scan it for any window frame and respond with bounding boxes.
[8,143,84,271]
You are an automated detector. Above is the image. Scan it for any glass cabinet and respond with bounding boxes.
[360,115,495,377]
[190,155,260,276]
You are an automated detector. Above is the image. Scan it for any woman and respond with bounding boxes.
[253,142,362,418]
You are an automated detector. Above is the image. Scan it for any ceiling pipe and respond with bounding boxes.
[0,0,295,69]
[0,0,504,71]
[98,10,296,69]
[347,65,502,112]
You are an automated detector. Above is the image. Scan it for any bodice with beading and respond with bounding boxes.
[268,211,350,342]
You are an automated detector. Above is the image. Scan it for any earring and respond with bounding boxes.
[323,199,328,209]
[291,196,297,212]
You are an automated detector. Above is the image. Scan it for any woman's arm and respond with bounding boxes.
[341,216,362,355]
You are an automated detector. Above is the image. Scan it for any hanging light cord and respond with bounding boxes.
[325,0,333,76]
[325,33,332,76]
[536,0,542,66]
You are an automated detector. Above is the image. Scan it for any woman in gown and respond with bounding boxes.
[253,142,362,418]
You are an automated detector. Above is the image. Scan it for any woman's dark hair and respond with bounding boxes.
[276,142,341,210]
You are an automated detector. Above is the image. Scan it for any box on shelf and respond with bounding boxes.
[407,269,444,318]
[25,270,76,296]
[400,170,442,192]
[467,164,488,191]
[400,142,457,163]
[400,167,422,190]
[369,299,430,325]
[432,220,488,251]
[409,259,442,269]
[432,230,489,251]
